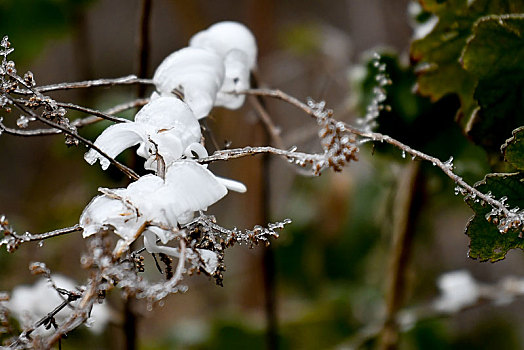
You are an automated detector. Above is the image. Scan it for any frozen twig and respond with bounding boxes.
[247,95,285,149]
[56,101,130,124]
[13,75,154,95]
[239,88,517,232]
[199,145,322,164]
[1,221,82,252]
[0,118,60,136]
[9,98,139,180]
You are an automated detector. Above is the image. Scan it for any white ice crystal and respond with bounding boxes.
[84,97,202,171]
[189,21,257,109]
[8,275,111,335]
[214,50,251,109]
[80,174,165,242]
[433,270,480,313]
[197,248,219,274]
[189,21,257,70]
[152,47,225,119]
[80,161,246,254]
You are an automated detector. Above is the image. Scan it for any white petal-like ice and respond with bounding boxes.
[79,161,246,254]
[214,50,251,109]
[153,47,225,119]
[190,21,257,110]
[189,21,257,70]
[84,97,202,171]
[84,122,145,170]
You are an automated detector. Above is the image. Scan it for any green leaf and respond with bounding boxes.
[461,14,524,78]
[502,126,524,171]
[461,15,524,150]
[466,173,524,262]
[410,1,524,137]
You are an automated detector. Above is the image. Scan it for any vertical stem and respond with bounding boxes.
[261,147,278,350]
[136,0,153,97]
[72,10,94,105]
[123,1,153,349]
[123,301,137,350]
[253,92,278,349]
[379,162,423,350]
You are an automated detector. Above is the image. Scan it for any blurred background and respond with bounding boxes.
[1,0,524,349]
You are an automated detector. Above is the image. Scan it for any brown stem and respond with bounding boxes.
[13,75,153,95]
[124,1,153,348]
[72,98,149,128]
[12,225,82,243]
[379,162,423,350]
[10,99,139,180]
[252,86,279,350]
[136,0,153,98]
[238,88,510,219]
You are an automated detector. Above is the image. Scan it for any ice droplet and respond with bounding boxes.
[444,156,454,169]
[38,240,44,247]
[402,150,406,159]
[1,36,9,49]
[17,115,29,128]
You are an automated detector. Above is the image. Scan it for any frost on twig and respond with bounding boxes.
[0,215,82,253]
[77,215,290,307]
[355,52,391,132]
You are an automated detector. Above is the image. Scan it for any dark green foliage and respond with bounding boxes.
[411,0,524,150]
[462,15,524,150]
[502,126,524,171]
[465,173,524,261]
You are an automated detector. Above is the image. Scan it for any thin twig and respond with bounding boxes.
[6,70,140,180]
[248,95,284,149]
[43,272,101,348]
[9,297,79,348]
[13,75,154,95]
[13,225,82,243]
[71,98,150,128]
[0,98,149,136]
[57,102,130,124]
[10,98,130,125]
[238,88,511,220]
[198,145,322,164]
[105,98,150,115]
[10,99,139,180]
[0,120,60,136]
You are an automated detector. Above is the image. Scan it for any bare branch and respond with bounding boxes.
[241,88,317,120]
[13,75,154,95]
[1,222,82,252]
[239,88,516,231]
[57,101,130,124]
[0,118,60,136]
[104,98,150,115]
[198,145,328,175]
[247,95,284,149]
[18,225,82,243]
[10,98,140,180]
